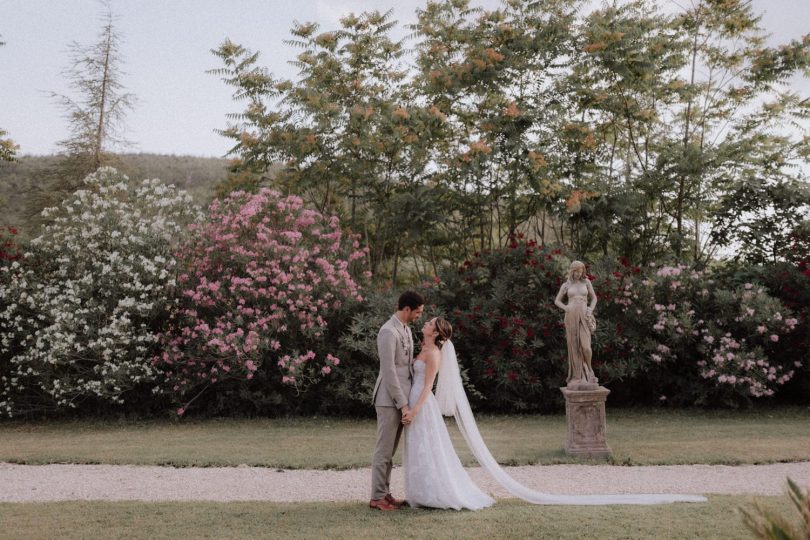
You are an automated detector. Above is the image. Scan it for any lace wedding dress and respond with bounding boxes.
[404,341,707,508]
[404,358,495,510]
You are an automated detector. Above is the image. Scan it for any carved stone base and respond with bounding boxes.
[561,386,612,458]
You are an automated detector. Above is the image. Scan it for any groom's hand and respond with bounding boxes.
[401,406,412,424]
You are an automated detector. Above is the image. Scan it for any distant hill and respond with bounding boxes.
[0,153,230,235]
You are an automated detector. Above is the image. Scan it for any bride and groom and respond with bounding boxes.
[369,291,707,511]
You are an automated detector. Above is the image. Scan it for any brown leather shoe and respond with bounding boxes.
[385,493,407,508]
[369,498,397,511]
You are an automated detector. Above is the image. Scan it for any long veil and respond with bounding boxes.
[435,340,707,505]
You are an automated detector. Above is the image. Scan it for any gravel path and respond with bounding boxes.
[2,462,809,502]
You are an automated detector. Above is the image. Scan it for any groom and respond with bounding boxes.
[369,290,424,511]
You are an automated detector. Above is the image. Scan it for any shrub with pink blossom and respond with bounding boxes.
[723,260,810,402]
[694,284,797,399]
[155,188,369,414]
[598,261,798,406]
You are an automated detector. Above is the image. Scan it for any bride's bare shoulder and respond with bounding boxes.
[426,348,441,366]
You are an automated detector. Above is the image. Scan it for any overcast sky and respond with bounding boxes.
[2,0,809,158]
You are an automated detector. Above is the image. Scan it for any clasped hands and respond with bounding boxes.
[401,406,415,425]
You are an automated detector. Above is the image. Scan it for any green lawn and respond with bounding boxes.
[0,496,795,540]
[1,407,808,468]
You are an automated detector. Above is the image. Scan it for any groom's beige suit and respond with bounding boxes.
[370,314,414,500]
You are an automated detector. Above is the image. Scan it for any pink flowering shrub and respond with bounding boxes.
[694,284,797,398]
[724,260,810,401]
[155,189,369,413]
[596,260,798,406]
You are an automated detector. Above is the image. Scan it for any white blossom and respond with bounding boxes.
[0,167,202,417]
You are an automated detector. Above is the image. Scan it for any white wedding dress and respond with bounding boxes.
[404,358,495,510]
[404,341,708,508]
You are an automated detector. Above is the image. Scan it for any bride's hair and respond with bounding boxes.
[434,318,453,349]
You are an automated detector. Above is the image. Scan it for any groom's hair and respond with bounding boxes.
[398,290,425,311]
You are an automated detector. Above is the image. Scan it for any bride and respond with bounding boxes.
[403,317,495,510]
[402,317,707,510]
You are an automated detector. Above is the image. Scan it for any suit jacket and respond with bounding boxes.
[372,315,413,408]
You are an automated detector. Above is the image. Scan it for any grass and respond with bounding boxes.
[1,407,808,469]
[0,496,798,540]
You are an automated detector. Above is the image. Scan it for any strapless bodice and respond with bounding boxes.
[409,359,427,405]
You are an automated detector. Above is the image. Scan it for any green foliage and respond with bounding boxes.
[213,1,810,277]
[318,288,402,416]
[741,478,810,540]
[712,176,810,264]
[0,154,229,237]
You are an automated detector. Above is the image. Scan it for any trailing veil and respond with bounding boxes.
[434,340,707,505]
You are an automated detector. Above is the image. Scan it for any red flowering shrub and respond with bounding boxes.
[0,227,22,263]
[155,189,369,414]
[432,237,571,412]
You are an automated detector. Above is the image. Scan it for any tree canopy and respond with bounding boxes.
[212,0,810,281]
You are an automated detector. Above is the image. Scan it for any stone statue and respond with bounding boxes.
[554,260,598,390]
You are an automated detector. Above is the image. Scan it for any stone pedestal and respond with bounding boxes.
[560,385,612,458]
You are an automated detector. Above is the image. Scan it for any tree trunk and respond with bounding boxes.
[94,22,113,170]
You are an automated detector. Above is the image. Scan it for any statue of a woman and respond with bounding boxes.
[554,260,598,389]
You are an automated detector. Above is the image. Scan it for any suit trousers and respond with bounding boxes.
[370,405,404,500]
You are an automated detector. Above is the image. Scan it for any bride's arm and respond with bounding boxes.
[410,351,440,418]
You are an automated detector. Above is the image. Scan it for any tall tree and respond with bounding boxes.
[211,11,449,283]
[559,0,691,261]
[27,2,135,224]
[0,37,18,162]
[560,0,810,265]
[53,2,134,174]
[411,0,580,254]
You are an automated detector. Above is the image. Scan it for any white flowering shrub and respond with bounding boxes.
[0,167,201,417]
